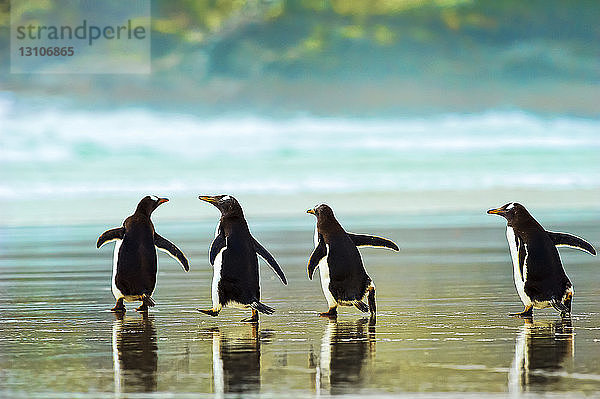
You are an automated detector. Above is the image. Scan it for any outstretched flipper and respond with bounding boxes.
[347,233,399,251]
[547,231,596,255]
[209,229,226,266]
[97,227,125,248]
[308,235,327,280]
[154,233,190,271]
[253,238,287,285]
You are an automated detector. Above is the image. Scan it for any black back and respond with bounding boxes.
[313,204,371,302]
[115,196,164,296]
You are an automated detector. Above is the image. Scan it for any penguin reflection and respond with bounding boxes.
[508,318,574,392]
[112,313,158,394]
[211,324,261,394]
[316,318,375,395]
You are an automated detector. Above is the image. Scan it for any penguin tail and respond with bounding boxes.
[250,301,275,315]
[142,293,156,307]
[550,298,569,314]
[354,301,369,313]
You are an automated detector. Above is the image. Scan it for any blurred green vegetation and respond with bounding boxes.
[0,0,599,113]
[149,0,600,81]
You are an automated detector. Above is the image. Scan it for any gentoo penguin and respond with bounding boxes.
[198,195,287,322]
[488,202,596,317]
[97,196,189,312]
[307,204,399,320]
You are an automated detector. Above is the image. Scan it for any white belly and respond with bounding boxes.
[111,240,124,300]
[506,227,531,306]
[212,249,224,309]
[314,226,337,307]
[319,252,338,307]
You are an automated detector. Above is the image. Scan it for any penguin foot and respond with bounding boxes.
[319,307,338,318]
[113,311,125,321]
[241,309,259,323]
[369,314,376,326]
[198,308,220,317]
[367,286,376,315]
[509,305,533,318]
[111,298,126,313]
[136,303,149,312]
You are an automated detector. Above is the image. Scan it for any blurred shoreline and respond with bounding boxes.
[2,188,598,228]
[3,77,599,117]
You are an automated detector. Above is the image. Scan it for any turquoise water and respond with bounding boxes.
[1,95,598,226]
[1,97,598,197]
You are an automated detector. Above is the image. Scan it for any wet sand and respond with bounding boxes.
[0,217,599,397]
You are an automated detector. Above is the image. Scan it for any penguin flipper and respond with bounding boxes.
[154,233,190,271]
[96,227,124,248]
[209,232,226,266]
[547,231,597,256]
[347,233,399,251]
[253,238,287,285]
[308,237,327,280]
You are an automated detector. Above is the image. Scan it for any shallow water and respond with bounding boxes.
[1,218,599,397]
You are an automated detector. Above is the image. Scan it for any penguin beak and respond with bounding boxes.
[199,195,218,204]
[487,206,505,215]
[158,198,169,205]
[306,209,315,215]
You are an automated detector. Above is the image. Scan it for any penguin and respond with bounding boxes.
[307,204,399,320]
[487,202,596,318]
[97,196,190,312]
[198,195,287,322]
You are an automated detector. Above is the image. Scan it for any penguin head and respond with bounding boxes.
[307,203,336,222]
[136,195,169,216]
[199,195,243,218]
[487,202,530,225]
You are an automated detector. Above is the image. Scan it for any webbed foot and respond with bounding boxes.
[241,309,259,323]
[319,307,338,318]
[136,303,148,312]
[509,305,533,318]
[198,308,220,317]
[111,298,126,313]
